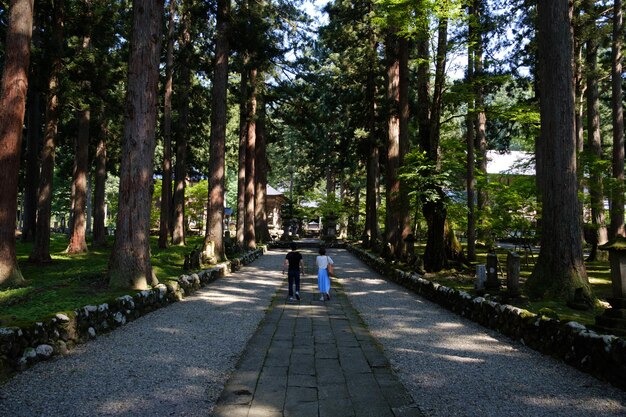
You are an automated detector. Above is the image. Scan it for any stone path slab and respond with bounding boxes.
[212,250,423,417]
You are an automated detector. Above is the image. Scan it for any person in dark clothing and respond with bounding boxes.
[283,243,304,301]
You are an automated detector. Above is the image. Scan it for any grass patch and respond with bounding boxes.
[0,234,208,327]
[407,243,612,326]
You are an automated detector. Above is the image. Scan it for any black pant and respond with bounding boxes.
[287,270,300,296]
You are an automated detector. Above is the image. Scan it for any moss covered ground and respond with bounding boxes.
[0,234,207,327]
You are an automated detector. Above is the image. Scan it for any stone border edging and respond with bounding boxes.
[345,243,626,391]
[0,247,265,381]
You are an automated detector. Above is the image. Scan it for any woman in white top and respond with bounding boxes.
[316,246,334,301]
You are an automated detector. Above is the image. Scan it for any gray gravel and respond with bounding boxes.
[2,248,625,417]
[333,250,626,417]
[0,250,285,417]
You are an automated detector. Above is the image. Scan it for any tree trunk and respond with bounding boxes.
[92,114,107,247]
[108,0,164,290]
[396,36,411,260]
[66,108,90,254]
[204,0,230,261]
[362,2,379,249]
[474,0,488,243]
[573,11,586,247]
[244,67,257,250]
[527,0,592,306]
[466,2,476,262]
[159,0,176,249]
[585,4,608,261]
[22,73,41,243]
[384,31,400,258]
[31,0,62,264]
[0,0,34,287]
[236,59,248,248]
[416,0,430,153]
[422,14,449,272]
[611,0,625,238]
[172,3,191,246]
[255,91,271,243]
[363,65,379,248]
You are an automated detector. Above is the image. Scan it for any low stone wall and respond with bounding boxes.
[346,244,626,390]
[0,248,264,381]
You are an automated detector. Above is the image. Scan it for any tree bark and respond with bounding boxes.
[474,0,488,243]
[527,0,592,306]
[396,36,411,260]
[362,0,379,249]
[611,0,625,238]
[423,14,449,272]
[244,67,257,250]
[158,0,176,249]
[31,0,62,264]
[204,0,230,260]
[585,2,608,261]
[384,31,400,258]
[108,0,164,289]
[66,108,90,254]
[363,61,379,248]
[236,58,248,248]
[22,53,41,243]
[255,91,271,243]
[573,9,586,246]
[172,2,191,246]
[0,0,34,287]
[92,112,107,247]
[466,2,476,262]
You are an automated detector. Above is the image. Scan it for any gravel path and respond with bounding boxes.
[2,248,625,417]
[333,249,626,417]
[0,250,285,417]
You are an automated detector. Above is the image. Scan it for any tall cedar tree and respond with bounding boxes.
[422,12,449,272]
[31,0,63,264]
[611,0,625,238]
[66,2,94,254]
[0,0,33,287]
[236,55,248,248]
[244,67,257,249]
[396,36,410,260]
[22,20,42,243]
[172,1,192,246]
[465,2,476,261]
[362,3,380,248]
[159,0,176,249]
[204,0,230,260]
[66,108,90,253]
[585,0,608,261]
[474,0,488,242]
[384,31,401,258]
[92,106,107,246]
[108,0,164,289]
[255,92,271,242]
[527,0,593,305]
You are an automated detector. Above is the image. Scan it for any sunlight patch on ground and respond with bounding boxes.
[518,394,626,412]
[154,327,184,335]
[435,353,485,364]
[433,322,464,330]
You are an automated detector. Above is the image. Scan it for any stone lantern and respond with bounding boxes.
[596,237,626,334]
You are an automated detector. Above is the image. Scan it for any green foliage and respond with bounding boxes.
[482,175,537,240]
[399,149,453,204]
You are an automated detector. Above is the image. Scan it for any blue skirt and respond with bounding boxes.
[317,268,330,293]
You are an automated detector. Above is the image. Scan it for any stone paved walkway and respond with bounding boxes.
[212,251,423,417]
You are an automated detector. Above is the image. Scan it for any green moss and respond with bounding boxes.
[599,236,626,251]
[0,234,206,327]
